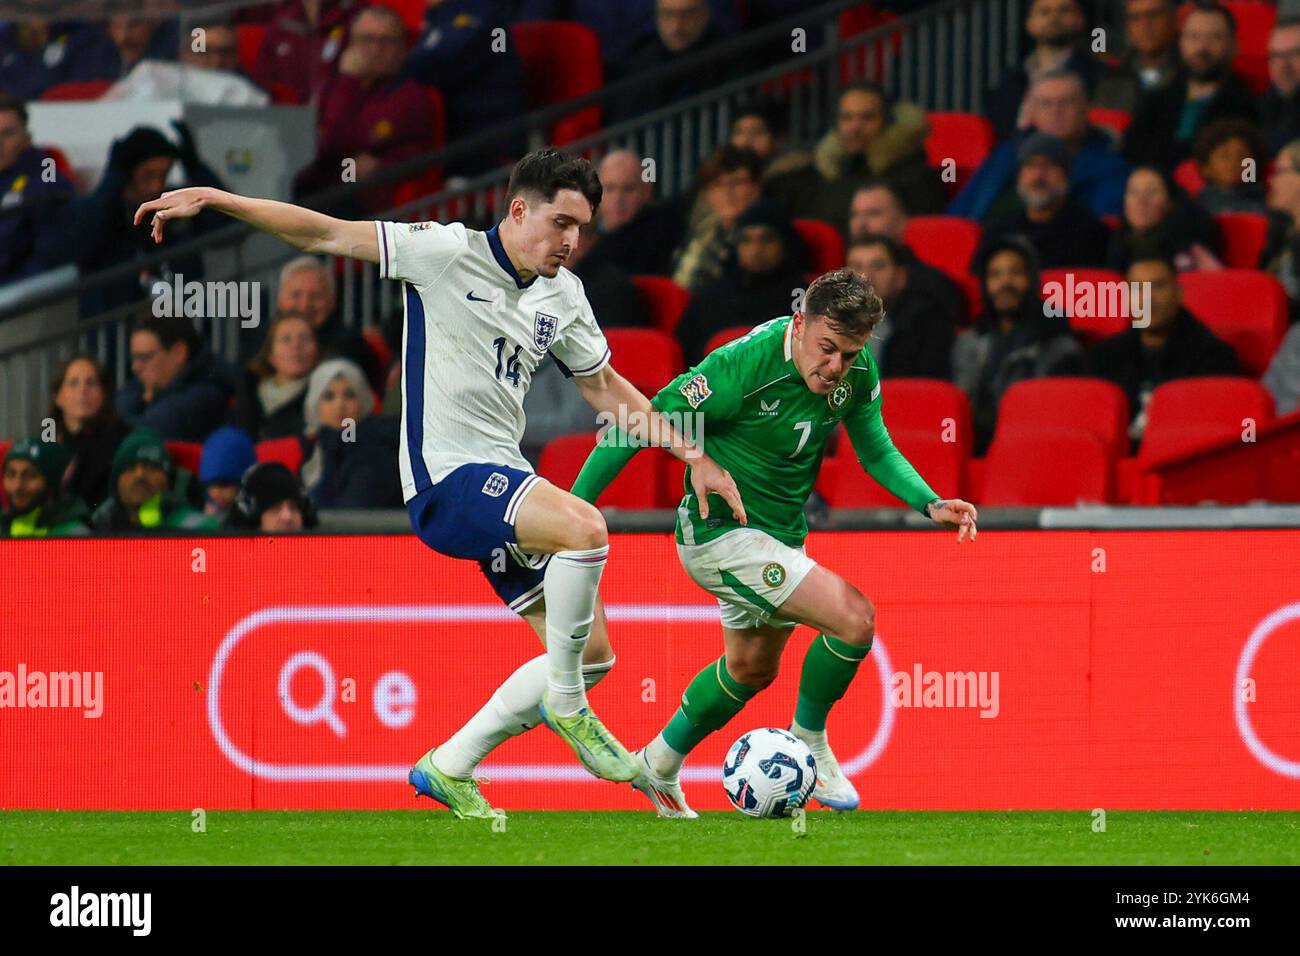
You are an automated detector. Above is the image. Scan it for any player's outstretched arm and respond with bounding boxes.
[133,186,380,263]
[573,364,746,524]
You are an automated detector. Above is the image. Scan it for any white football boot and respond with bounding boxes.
[630,749,699,819]
[792,725,860,811]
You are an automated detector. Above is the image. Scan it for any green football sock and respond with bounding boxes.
[794,634,871,732]
[662,657,761,755]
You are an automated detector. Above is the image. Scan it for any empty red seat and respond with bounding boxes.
[1087,107,1132,137]
[1138,377,1274,464]
[793,219,845,273]
[605,328,682,395]
[511,22,603,145]
[164,441,202,474]
[538,432,657,508]
[39,81,110,101]
[923,113,995,194]
[631,275,690,335]
[982,432,1113,505]
[235,23,266,75]
[818,426,967,506]
[877,378,974,456]
[378,0,428,32]
[838,6,900,86]
[1173,159,1205,196]
[256,437,305,475]
[993,377,1130,461]
[1038,267,1131,343]
[700,325,756,358]
[1178,269,1287,374]
[902,216,982,282]
[1214,212,1269,269]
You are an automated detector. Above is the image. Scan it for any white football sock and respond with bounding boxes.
[645,731,686,779]
[542,545,608,716]
[432,656,616,779]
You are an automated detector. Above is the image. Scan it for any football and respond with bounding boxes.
[722,728,818,818]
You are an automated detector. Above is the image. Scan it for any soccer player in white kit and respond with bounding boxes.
[136,148,746,817]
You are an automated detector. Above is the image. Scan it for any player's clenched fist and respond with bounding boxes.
[926,498,979,543]
[688,455,747,525]
[134,186,214,244]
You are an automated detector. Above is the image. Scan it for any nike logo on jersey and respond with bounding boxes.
[466,291,494,303]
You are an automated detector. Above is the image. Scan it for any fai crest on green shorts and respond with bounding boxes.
[827,379,852,412]
[761,562,787,588]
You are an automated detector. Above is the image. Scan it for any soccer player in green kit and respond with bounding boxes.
[571,269,978,816]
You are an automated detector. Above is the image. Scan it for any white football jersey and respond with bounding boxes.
[375,220,611,503]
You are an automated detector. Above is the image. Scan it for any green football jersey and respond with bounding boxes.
[571,316,940,548]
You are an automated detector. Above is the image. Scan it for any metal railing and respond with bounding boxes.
[0,0,1024,439]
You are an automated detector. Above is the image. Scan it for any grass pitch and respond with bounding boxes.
[3,810,1297,865]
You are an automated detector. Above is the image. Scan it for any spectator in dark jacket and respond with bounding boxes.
[986,0,1107,138]
[766,84,947,224]
[1092,0,1181,113]
[402,0,526,174]
[567,222,650,328]
[1263,322,1300,416]
[952,236,1084,452]
[230,313,320,441]
[298,358,402,509]
[199,425,257,520]
[250,0,361,104]
[223,461,319,532]
[58,122,227,319]
[103,15,180,80]
[1107,165,1223,271]
[0,19,117,101]
[951,69,1130,220]
[295,6,436,212]
[89,428,215,532]
[848,235,957,380]
[982,132,1112,268]
[116,315,236,443]
[0,95,76,282]
[47,354,130,511]
[1090,256,1240,444]
[1123,3,1259,171]
[1258,17,1300,154]
[588,149,685,277]
[1,439,89,538]
[671,145,763,292]
[675,199,807,366]
[1192,117,1268,214]
[1264,138,1300,314]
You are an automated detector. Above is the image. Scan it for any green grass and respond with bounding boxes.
[3,811,1298,865]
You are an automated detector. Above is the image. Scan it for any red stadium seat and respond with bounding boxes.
[377,0,428,33]
[631,275,690,335]
[838,5,901,86]
[1178,269,1288,374]
[604,328,682,394]
[818,426,968,506]
[1087,107,1132,137]
[877,378,974,456]
[902,216,982,282]
[164,441,202,475]
[39,81,110,101]
[37,145,80,191]
[1138,377,1274,465]
[1038,267,1130,344]
[660,455,687,508]
[793,219,845,273]
[953,272,983,323]
[235,23,266,75]
[1214,212,1269,269]
[924,113,995,196]
[256,436,305,475]
[1179,1,1275,95]
[992,377,1131,461]
[538,432,658,508]
[392,87,447,205]
[1173,159,1205,196]
[982,432,1113,505]
[701,325,755,358]
[511,22,603,145]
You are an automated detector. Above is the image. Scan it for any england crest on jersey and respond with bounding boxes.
[533,312,558,352]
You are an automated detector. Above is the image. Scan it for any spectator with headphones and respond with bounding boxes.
[223,461,319,533]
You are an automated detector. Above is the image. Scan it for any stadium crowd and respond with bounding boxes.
[4,0,1300,536]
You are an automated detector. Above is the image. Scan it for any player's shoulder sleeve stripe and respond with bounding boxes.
[566,346,611,377]
[375,220,392,278]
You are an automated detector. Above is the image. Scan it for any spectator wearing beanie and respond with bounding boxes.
[47,354,131,511]
[223,461,319,533]
[199,426,257,519]
[674,199,808,367]
[89,428,215,532]
[1,439,90,538]
[300,358,402,509]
